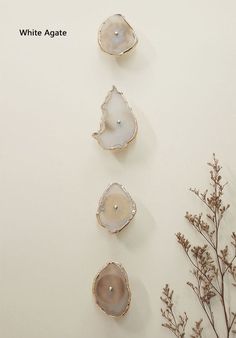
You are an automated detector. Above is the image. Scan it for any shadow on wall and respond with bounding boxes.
[114,278,151,334]
[115,32,157,72]
[113,106,158,166]
[97,31,157,72]
[117,199,157,251]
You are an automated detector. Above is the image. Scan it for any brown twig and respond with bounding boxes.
[161,155,236,337]
[161,285,188,337]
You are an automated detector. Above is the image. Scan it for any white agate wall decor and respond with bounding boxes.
[96,183,136,234]
[98,14,138,56]
[93,262,131,317]
[92,86,138,151]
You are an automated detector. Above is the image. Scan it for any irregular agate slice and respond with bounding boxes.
[93,86,137,150]
[98,14,138,56]
[97,183,136,233]
[93,262,131,317]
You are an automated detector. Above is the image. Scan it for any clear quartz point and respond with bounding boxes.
[98,14,138,56]
[93,262,131,317]
[93,86,137,150]
[97,183,136,233]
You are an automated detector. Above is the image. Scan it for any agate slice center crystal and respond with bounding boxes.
[93,86,137,150]
[93,262,131,317]
[98,14,138,56]
[97,275,125,304]
[97,183,136,233]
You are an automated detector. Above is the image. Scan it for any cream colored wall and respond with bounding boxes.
[1,0,236,337]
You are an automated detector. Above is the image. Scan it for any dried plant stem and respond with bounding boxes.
[161,155,236,337]
[161,285,188,337]
[198,161,229,336]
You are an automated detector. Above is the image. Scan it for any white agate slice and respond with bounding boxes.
[98,14,138,56]
[97,183,136,233]
[93,262,131,317]
[93,86,137,150]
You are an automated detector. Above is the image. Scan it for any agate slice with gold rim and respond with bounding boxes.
[93,86,137,150]
[98,14,138,56]
[93,262,131,317]
[97,183,136,233]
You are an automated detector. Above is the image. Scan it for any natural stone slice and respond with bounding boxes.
[98,14,138,56]
[97,183,136,233]
[93,86,137,150]
[93,262,131,317]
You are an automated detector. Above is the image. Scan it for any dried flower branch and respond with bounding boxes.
[191,319,203,338]
[161,284,188,337]
[161,155,236,337]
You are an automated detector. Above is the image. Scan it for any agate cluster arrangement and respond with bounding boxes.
[92,14,138,317]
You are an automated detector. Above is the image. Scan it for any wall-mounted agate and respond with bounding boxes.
[93,86,138,150]
[96,183,136,233]
[98,14,138,56]
[93,262,131,317]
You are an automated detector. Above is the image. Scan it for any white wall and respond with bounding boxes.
[1,0,236,337]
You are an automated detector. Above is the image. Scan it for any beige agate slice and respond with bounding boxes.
[98,14,138,56]
[93,262,131,317]
[93,86,137,150]
[97,183,136,233]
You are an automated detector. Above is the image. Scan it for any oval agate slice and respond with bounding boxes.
[97,183,136,233]
[93,262,131,317]
[93,86,138,150]
[98,14,138,56]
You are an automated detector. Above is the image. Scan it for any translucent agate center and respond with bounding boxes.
[93,262,131,317]
[98,14,138,56]
[97,183,136,233]
[93,86,137,150]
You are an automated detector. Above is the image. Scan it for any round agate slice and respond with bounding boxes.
[97,183,136,233]
[93,262,131,317]
[98,14,138,56]
[93,86,138,150]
